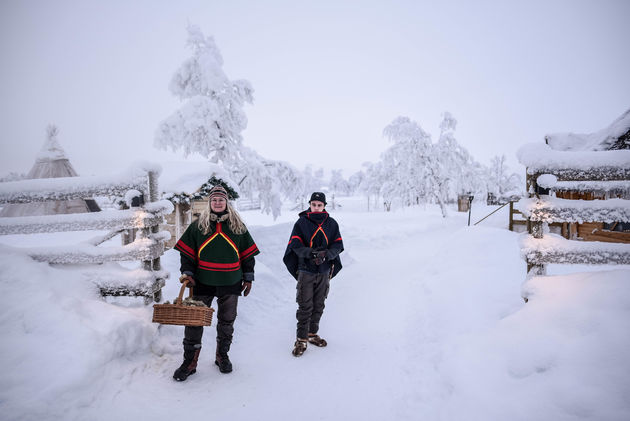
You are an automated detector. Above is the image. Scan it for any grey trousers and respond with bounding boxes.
[296,271,330,339]
[183,294,238,356]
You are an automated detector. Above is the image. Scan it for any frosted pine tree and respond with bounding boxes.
[154,25,303,218]
[155,25,253,165]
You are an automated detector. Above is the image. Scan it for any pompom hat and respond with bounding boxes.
[208,185,229,201]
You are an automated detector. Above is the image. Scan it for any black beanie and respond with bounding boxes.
[309,192,327,204]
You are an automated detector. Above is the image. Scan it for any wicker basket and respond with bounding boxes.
[152,281,214,326]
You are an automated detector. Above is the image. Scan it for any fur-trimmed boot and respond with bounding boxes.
[215,341,233,373]
[292,339,308,357]
[308,334,327,347]
[173,344,201,381]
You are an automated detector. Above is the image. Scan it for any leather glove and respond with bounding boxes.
[242,281,252,297]
[311,249,327,265]
[179,274,195,288]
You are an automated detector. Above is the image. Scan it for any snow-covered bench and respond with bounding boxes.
[516,144,630,279]
[0,167,173,303]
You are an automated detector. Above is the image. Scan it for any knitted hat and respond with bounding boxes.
[208,185,228,201]
[309,192,327,204]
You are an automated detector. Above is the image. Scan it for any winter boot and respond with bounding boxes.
[173,346,201,381]
[308,334,327,347]
[292,339,308,357]
[215,351,233,373]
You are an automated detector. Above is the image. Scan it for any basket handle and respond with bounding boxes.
[175,279,194,305]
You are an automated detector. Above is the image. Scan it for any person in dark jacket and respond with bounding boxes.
[172,185,259,381]
[283,192,344,357]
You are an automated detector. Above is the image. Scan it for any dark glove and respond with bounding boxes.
[179,274,195,288]
[310,249,327,265]
[242,281,252,297]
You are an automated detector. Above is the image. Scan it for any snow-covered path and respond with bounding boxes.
[2,205,629,421]
[68,208,525,420]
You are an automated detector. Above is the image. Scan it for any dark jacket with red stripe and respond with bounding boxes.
[283,210,343,280]
[175,217,259,287]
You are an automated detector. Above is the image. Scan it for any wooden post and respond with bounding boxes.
[175,203,181,240]
[509,201,514,231]
[531,221,544,239]
[147,171,162,303]
[527,262,546,277]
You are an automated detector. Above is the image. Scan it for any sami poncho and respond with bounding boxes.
[283,210,343,280]
[175,218,259,287]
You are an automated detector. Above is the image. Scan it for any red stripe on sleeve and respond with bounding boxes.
[175,240,196,260]
[288,235,304,245]
[240,244,259,261]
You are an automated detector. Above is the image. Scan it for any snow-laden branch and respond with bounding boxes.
[520,233,630,265]
[516,197,630,223]
[0,200,173,235]
[517,143,630,178]
[0,169,156,204]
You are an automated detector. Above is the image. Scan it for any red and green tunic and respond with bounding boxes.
[175,219,260,286]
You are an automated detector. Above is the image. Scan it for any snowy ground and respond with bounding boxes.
[1,199,629,421]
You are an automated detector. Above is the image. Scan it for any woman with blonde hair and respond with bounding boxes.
[173,185,259,380]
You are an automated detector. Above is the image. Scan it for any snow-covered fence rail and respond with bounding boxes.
[516,143,630,278]
[516,197,630,224]
[0,171,150,204]
[520,234,630,266]
[0,167,172,303]
[0,203,170,235]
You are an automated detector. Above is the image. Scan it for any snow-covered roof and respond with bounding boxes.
[545,108,630,151]
[517,143,630,173]
[158,160,239,196]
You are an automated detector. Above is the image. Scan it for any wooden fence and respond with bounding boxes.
[517,165,630,280]
[0,168,171,303]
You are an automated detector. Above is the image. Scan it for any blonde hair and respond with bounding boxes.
[198,201,247,235]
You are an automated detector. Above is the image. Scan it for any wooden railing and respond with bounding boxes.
[0,167,172,303]
[516,163,630,278]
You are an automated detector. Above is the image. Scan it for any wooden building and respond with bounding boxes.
[158,161,241,249]
[516,108,630,282]
[538,108,630,244]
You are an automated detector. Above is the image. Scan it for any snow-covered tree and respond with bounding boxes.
[329,169,351,196]
[435,112,484,200]
[360,112,486,216]
[155,25,307,218]
[382,116,451,216]
[348,170,365,195]
[155,25,253,164]
[0,172,26,182]
[361,161,387,211]
[486,154,521,197]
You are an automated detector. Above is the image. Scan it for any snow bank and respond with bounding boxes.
[0,245,160,420]
[439,269,630,421]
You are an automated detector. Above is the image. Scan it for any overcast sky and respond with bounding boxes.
[1,0,628,179]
